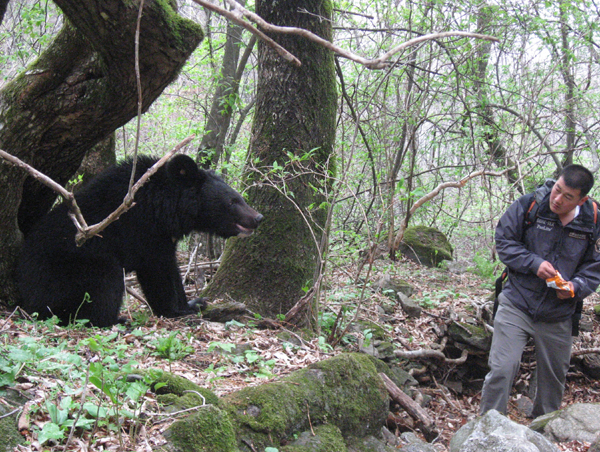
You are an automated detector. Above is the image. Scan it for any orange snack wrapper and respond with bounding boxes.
[546,272,575,297]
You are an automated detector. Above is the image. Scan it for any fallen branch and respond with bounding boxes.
[394,347,469,365]
[379,372,437,442]
[572,347,600,356]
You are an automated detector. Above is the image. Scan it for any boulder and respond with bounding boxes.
[397,292,422,318]
[399,226,453,267]
[449,409,559,452]
[376,274,415,298]
[530,403,600,443]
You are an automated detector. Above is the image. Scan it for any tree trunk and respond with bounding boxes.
[202,0,337,321]
[197,0,254,168]
[472,4,519,185]
[69,133,117,192]
[0,0,203,305]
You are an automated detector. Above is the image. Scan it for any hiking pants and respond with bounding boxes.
[480,293,572,417]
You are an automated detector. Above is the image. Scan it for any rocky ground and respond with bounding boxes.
[2,254,600,451]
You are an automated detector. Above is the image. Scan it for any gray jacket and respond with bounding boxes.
[496,181,600,322]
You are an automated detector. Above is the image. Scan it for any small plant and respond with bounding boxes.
[469,252,501,285]
[150,332,194,370]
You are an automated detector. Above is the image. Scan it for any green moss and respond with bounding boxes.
[401,225,453,266]
[141,369,220,406]
[223,353,388,450]
[0,416,24,450]
[281,423,347,452]
[164,404,238,452]
[153,0,204,49]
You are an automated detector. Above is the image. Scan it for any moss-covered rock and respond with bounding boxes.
[399,226,453,267]
[281,424,347,452]
[0,410,23,451]
[0,391,25,450]
[163,404,238,452]
[224,353,389,451]
[140,369,220,406]
[448,322,492,352]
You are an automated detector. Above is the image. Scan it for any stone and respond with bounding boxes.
[397,292,422,318]
[448,322,492,352]
[399,226,453,267]
[376,273,415,298]
[449,409,559,452]
[582,354,600,379]
[532,403,600,444]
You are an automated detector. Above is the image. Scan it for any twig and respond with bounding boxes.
[394,347,469,365]
[191,0,301,66]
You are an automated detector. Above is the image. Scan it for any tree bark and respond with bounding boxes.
[0,0,203,305]
[472,4,519,185]
[197,0,253,168]
[202,0,337,321]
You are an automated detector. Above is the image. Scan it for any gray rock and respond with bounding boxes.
[376,273,415,298]
[399,432,437,451]
[533,403,600,443]
[448,321,492,352]
[397,292,422,318]
[346,435,397,452]
[449,410,559,452]
[582,354,600,379]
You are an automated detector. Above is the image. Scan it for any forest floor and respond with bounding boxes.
[2,254,600,451]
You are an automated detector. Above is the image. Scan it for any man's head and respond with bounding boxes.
[550,164,594,217]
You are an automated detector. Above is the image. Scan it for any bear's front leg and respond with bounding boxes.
[135,256,198,319]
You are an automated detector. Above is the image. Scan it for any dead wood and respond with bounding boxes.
[379,372,438,442]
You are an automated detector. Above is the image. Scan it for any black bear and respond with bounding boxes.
[16,154,263,327]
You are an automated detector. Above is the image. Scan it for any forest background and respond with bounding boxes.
[4,0,598,279]
[2,0,600,450]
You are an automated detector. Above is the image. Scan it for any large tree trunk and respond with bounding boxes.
[202,0,337,321]
[0,0,203,305]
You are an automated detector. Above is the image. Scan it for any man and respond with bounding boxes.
[480,164,600,418]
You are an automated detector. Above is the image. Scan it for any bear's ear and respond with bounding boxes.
[166,154,206,185]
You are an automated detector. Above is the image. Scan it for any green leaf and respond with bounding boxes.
[38,422,64,445]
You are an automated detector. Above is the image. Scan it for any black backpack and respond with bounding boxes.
[492,181,598,336]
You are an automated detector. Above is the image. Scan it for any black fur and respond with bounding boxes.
[16,155,262,327]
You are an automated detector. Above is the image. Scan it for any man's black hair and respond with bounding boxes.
[560,164,594,197]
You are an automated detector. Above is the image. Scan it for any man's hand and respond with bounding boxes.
[556,281,575,299]
[537,261,557,279]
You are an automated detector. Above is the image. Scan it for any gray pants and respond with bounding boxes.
[480,293,572,417]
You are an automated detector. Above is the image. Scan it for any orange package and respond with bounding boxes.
[546,272,575,297]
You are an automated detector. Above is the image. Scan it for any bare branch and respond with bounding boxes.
[0,135,195,247]
[192,0,499,69]
[0,150,89,231]
[392,160,537,250]
[191,0,301,66]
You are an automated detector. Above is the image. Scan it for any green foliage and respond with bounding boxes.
[468,252,501,286]
[0,327,154,446]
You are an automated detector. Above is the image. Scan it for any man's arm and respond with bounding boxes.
[495,195,546,275]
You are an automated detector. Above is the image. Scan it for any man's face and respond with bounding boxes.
[549,176,588,217]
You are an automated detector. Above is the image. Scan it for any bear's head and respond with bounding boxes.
[166,154,263,238]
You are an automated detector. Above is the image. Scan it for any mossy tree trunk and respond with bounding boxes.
[0,0,203,305]
[202,0,337,321]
